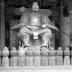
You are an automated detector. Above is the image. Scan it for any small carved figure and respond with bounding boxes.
[10,47,17,67]
[25,47,34,67]
[18,47,26,67]
[33,46,41,67]
[56,47,63,66]
[49,47,56,66]
[64,47,70,66]
[2,47,9,67]
[41,47,49,66]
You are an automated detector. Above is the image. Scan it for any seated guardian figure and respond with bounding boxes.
[11,2,58,49]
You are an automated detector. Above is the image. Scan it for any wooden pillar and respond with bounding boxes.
[59,2,64,48]
[0,0,5,50]
[0,3,1,50]
[60,17,70,49]
[69,10,72,46]
[68,1,72,47]
[60,2,70,49]
[10,20,19,49]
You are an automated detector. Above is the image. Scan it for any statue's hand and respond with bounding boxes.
[42,21,51,29]
[42,25,47,29]
[26,26,32,29]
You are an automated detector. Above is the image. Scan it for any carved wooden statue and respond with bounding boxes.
[11,2,58,50]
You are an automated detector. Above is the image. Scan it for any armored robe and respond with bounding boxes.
[11,9,58,49]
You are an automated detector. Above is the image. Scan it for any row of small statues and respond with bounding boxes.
[0,46,72,67]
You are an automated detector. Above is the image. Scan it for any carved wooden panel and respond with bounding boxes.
[10,20,20,49]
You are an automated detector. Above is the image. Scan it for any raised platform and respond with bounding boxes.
[0,66,72,72]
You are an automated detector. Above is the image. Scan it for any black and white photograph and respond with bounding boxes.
[0,0,72,72]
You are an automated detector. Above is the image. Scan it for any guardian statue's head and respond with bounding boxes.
[32,2,39,12]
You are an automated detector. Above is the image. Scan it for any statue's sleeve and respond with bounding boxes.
[42,15,51,24]
[20,13,29,25]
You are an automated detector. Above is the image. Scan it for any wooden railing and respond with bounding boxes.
[0,46,72,67]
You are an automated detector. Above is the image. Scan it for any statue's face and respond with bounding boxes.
[32,2,39,11]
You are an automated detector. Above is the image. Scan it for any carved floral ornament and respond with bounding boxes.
[6,0,57,7]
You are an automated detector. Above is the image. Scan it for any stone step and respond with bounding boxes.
[0,66,72,72]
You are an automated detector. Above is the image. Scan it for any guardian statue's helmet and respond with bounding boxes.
[32,2,39,12]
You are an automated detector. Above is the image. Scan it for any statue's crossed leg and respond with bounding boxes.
[18,26,52,49]
[39,28,52,49]
[18,26,30,47]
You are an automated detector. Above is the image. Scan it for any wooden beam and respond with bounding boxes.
[5,7,52,16]
[1,0,5,50]
[15,8,52,16]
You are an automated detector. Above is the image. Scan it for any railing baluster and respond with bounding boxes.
[25,47,33,67]
[2,47,9,67]
[41,47,49,66]
[56,47,63,66]
[10,47,17,67]
[18,47,26,67]
[49,47,56,66]
[34,49,41,67]
[64,47,70,66]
